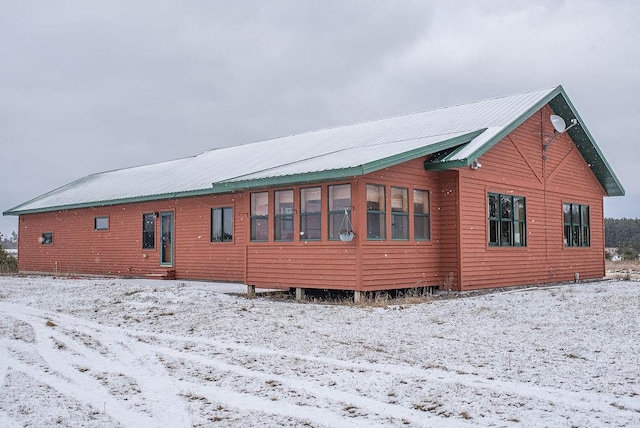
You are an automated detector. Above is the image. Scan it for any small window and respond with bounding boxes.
[142,213,156,249]
[563,203,590,247]
[300,187,321,241]
[274,190,294,241]
[367,184,386,240]
[250,192,269,241]
[41,232,53,245]
[95,216,109,231]
[391,187,409,240]
[413,189,430,240]
[211,207,233,242]
[328,184,351,240]
[488,193,526,246]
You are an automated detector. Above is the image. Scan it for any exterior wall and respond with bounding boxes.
[241,180,360,290]
[457,105,606,290]
[355,159,455,292]
[17,160,450,291]
[16,104,608,292]
[18,194,247,282]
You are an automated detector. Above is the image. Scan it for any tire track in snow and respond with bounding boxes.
[2,299,638,425]
[0,305,190,427]
[1,301,460,427]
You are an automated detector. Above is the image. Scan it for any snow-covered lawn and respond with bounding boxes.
[0,276,639,427]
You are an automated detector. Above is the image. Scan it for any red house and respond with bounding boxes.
[4,86,624,297]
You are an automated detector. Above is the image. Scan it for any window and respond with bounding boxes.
[95,216,109,231]
[391,187,409,240]
[413,189,430,240]
[250,192,269,241]
[367,184,386,240]
[328,184,351,240]
[564,203,590,247]
[488,193,526,246]
[41,232,53,245]
[211,207,233,242]
[142,213,156,249]
[300,187,321,240]
[274,190,294,241]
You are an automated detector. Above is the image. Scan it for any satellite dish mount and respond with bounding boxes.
[543,114,578,153]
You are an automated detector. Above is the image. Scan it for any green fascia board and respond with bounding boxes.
[211,166,365,193]
[426,86,565,171]
[2,187,226,216]
[5,130,486,216]
[424,85,625,197]
[212,130,486,192]
[360,130,486,174]
[547,92,625,196]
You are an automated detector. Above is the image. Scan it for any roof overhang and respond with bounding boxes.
[424,85,625,197]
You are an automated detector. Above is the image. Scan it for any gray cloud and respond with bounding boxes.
[1,0,638,235]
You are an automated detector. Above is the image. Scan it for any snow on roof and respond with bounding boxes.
[4,85,621,215]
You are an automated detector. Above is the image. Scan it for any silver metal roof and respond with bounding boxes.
[4,85,623,215]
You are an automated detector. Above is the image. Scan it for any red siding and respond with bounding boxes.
[355,160,453,291]
[457,106,606,290]
[18,195,247,282]
[16,104,609,292]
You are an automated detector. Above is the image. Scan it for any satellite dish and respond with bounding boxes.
[550,115,566,133]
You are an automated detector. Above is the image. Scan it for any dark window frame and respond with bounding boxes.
[94,216,109,231]
[391,186,409,240]
[211,207,233,242]
[274,189,294,242]
[142,213,156,249]
[41,232,53,245]
[328,183,352,241]
[250,191,269,242]
[488,192,526,247]
[366,183,386,240]
[413,189,431,241]
[563,203,590,247]
[300,187,322,241]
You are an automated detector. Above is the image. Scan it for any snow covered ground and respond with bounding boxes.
[0,276,638,427]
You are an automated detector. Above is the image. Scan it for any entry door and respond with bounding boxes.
[160,212,174,266]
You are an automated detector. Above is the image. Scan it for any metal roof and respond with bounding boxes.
[4,85,624,215]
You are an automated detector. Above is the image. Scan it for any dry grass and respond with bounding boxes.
[606,260,640,281]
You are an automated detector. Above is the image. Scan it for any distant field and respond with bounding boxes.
[606,259,640,280]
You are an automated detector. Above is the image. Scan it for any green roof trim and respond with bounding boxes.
[547,92,625,196]
[424,85,625,196]
[2,187,225,216]
[212,130,486,192]
[5,85,623,216]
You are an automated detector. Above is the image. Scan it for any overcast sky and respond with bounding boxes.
[1,0,638,235]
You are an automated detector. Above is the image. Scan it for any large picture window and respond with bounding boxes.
[274,190,294,241]
[367,184,386,240]
[328,184,351,240]
[142,214,155,249]
[250,192,269,241]
[391,187,409,240]
[564,203,590,247]
[413,189,430,240]
[211,207,233,242]
[488,193,526,246]
[300,187,321,241]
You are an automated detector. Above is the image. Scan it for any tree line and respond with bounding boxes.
[0,230,18,250]
[605,218,640,260]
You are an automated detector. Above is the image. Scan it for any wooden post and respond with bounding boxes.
[247,284,256,298]
[354,290,363,304]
